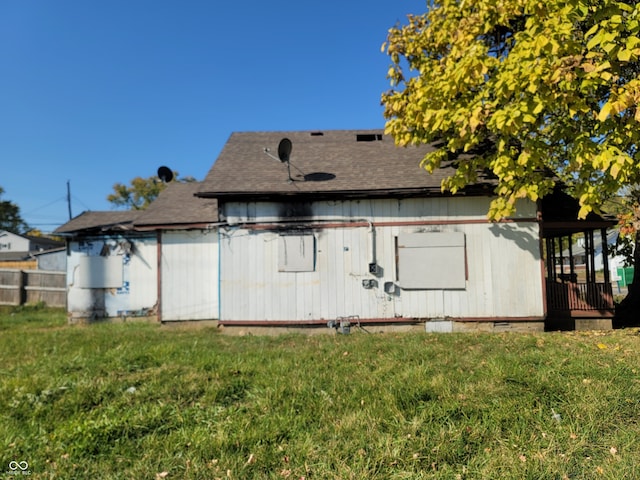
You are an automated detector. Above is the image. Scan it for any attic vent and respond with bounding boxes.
[356,133,383,142]
[310,131,324,136]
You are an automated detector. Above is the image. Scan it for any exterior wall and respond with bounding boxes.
[66,235,157,319]
[160,229,219,321]
[219,197,545,323]
[36,250,66,271]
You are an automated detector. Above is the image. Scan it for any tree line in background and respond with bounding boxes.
[0,187,29,234]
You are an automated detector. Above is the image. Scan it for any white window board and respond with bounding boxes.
[278,235,315,272]
[398,232,466,289]
[78,255,123,288]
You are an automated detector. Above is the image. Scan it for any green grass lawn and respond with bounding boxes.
[2,306,640,479]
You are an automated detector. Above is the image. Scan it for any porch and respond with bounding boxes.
[541,190,617,328]
[545,279,613,317]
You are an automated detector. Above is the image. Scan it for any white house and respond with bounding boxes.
[194,129,614,332]
[55,130,617,331]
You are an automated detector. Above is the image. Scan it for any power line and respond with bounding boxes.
[22,196,67,216]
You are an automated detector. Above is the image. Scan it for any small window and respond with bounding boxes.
[278,234,315,272]
[397,232,466,289]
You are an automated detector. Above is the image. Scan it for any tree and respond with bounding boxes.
[107,172,196,211]
[0,186,29,234]
[382,0,640,321]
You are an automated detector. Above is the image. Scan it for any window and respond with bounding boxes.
[278,234,315,272]
[397,232,466,289]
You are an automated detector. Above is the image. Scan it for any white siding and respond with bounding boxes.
[160,229,218,321]
[219,197,544,321]
[223,197,537,224]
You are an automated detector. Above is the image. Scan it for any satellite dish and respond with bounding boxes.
[277,138,292,163]
[157,166,174,183]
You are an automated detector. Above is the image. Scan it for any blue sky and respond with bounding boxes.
[1,1,424,233]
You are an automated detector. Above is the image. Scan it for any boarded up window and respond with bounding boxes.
[397,232,466,289]
[278,234,315,272]
[77,255,123,288]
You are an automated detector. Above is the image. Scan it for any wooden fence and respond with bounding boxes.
[0,260,37,270]
[0,269,66,307]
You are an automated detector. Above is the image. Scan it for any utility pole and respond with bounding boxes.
[67,180,72,220]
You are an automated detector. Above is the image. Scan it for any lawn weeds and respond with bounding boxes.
[1,310,639,479]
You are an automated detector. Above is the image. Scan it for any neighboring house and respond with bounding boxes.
[0,230,64,267]
[194,129,615,331]
[54,182,219,322]
[560,230,622,272]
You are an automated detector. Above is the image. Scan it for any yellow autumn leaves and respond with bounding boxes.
[382,0,640,221]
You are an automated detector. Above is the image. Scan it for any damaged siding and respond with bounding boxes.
[66,235,157,320]
[218,197,544,322]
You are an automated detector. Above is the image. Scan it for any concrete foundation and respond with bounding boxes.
[218,320,546,336]
[574,318,613,331]
[451,321,545,333]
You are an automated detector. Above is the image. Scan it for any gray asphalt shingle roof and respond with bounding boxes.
[197,130,491,199]
[54,211,140,234]
[54,182,219,234]
[134,182,218,228]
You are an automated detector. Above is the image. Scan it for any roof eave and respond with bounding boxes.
[196,185,495,201]
[134,222,223,231]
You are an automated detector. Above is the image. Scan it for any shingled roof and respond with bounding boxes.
[55,182,219,234]
[54,211,140,235]
[197,129,493,200]
[134,182,218,229]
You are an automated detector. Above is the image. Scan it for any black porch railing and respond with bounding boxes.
[546,281,614,315]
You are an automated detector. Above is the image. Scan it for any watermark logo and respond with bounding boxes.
[6,461,30,476]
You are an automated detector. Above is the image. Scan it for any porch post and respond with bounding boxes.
[588,230,597,284]
[601,228,610,286]
[584,231,591,285]
[549,237,556,281]
[545,238,552,280]
[568,234,575,281]
[558,236,565,278]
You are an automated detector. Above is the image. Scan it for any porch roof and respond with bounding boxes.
[540,189,617,238]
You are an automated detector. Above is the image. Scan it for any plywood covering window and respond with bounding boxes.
[397,232,466,289]
[278,234,315,272]
[77,255,123,288]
